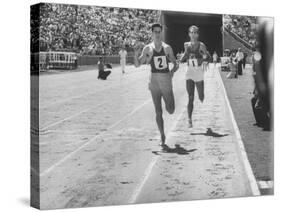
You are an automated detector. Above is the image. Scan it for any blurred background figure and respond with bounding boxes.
[212,51,218,67]
[227,52,238,79]
[251,17,273,131]
[235,48,244,75]
[119,45,127,74]
[97,56,111,80]
[242,52,247,69]
[220,49,230,72]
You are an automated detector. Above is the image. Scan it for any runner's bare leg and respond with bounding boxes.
[195,80,204,103]
[186,79,195,126]
[150,90,166,145]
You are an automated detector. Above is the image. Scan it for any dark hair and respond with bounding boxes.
[151,23,163,32]
[188,25,199,33]
[99,56,103,60]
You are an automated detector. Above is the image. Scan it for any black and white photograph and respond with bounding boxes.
[30,2,274,210]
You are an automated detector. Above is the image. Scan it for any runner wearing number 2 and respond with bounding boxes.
[179,25,210,128]
[134,23,179,147]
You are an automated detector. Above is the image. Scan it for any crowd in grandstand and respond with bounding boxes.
[38,4,160,55]
[223,15,258,47]
[35,4,258,55]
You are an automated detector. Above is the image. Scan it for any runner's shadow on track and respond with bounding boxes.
[190,128,228,138]
[152,144,197,155]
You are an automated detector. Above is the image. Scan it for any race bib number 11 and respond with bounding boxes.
[188,58,198,67]
[154,56,168,70]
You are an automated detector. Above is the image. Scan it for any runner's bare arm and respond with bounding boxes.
[134,45,150,67]
[199,42,209,60]
[166,46,179,73]
[179,43,188,63]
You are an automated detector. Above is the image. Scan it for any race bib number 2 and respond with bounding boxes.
[154,56,168,70]
[188,59,198,67]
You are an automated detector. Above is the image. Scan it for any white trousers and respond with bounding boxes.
[120,59,126,71]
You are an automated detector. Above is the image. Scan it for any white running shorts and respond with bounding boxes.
[185,66,204,82]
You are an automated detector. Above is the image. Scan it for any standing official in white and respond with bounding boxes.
[236,48,244,75]
[119,46,127,74]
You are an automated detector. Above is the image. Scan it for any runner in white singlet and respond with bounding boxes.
[179,25,210,128]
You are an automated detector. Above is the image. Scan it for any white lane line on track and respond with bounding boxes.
[40,129,99,137]
[128,108,186,204]
[215,68,261,196]
[40,102,107,132]
[40,74,147,132]
[40,98,152,177]
[40,71,147,109]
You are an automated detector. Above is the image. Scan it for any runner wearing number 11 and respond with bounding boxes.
[179,25,210,128]
[134,23,179,147]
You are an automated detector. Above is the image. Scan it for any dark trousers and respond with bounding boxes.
[251,96,270,129]
[238,60,243,75]
[243,59,246,69]
[98,70,111,80]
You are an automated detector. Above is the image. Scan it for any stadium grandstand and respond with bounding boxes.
[223,14,258,49]
[31,4,259,71]
[37,3,160,55]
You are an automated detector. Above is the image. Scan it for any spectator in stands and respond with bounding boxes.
[223,15,257,49]
[236,48,244,75]
[39,4,160,55]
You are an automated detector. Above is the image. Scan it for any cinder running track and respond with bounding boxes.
[34,64,260,209]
